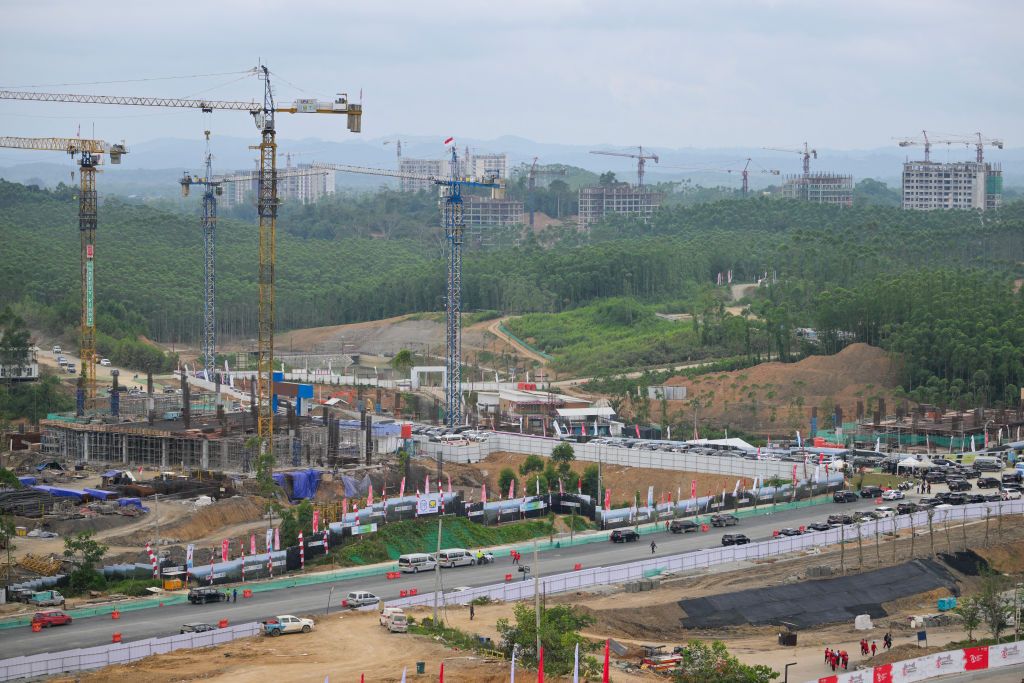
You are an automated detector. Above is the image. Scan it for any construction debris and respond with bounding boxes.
[17,553,64,576]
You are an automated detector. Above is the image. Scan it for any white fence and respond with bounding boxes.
[417,432,796,478]
[0,621,261,682]
[386,500,1024,610]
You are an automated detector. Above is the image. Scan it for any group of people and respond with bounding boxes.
[510,550,522,564]
[824,647,849,671]
[917,481,933,494]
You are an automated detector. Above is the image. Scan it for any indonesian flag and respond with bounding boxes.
[399,477,406,498]
[791,464,798,486]
[603,488,611,511]
[690,479,697,499]
[581,422,586,436]
[481,483,487,504]
[508,478,515,500]
[443,137,454,145]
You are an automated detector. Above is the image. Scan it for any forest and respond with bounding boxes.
[2,179,1024,406]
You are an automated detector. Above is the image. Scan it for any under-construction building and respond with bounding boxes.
[399,152,509,192]
[578,185,663,229]
[462,196,524,227]
[221,164,335,207]
[901,161,1002,211]
[781,173,853,207]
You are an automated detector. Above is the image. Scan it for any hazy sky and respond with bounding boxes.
[1,0,1021,151]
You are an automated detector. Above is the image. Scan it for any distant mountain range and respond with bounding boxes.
[2,134,1021,197]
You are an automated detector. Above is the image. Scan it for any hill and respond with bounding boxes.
[662,343,902,436]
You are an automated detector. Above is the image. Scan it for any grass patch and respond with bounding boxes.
[321,516,553,568]
[105,578,163,596]
[410,618,494,653]
[859,472,910,489]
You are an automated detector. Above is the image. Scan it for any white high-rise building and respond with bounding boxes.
[901,161,1002,211]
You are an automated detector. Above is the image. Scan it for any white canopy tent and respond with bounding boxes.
[896,457,934,473]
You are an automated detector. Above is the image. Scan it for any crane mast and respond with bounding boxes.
[0,137,127,414]
[1,68,363,471]
[313,152,497,441]
[590,146,659,187]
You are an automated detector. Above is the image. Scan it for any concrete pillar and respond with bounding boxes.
[201,439,210,470]
[122,435,128,464]
[220,440,228,471]
[161,438,169,469]
[82,433,89,463]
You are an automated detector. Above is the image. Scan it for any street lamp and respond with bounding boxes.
[784,661,797,683]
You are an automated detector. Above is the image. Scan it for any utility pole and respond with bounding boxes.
[153,492,161,580]
[433,514,443,625]
[533,538,540,659]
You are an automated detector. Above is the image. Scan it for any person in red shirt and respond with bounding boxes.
[871,641,877,656]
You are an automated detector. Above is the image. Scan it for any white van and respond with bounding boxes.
[973,456,1005,472]
[398,552,437,574]
[438,434,468,446]
[436,548,475,568]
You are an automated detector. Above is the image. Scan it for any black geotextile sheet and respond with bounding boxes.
[678,559,958,629]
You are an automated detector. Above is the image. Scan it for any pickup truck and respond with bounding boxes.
[262,615,314,636]
[29,590,65,607]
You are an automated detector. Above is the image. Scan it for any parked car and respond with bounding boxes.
[345,591,380,608]
[610,529,640,543]
[669,519,699,534]
[917,497,941,507]
[1001,488,1023,500]
[100,358,111,366]
[28,590,65,607]
[983,493,1003,502]
[721,534,750,546]
[833,491,858,503]
[180,622,217,634]
[873,506,897,518]
[379,607,405,627]
[1002,471,1023,484]
[777,527,804,536]
[946,493,968,505]
[31,610,71,628]
[977,477,1001,489]
[925,470,948,483]
[262,615,314,636]
[966,494,987,504]
[807,522,831,532]
[859,486,884,498]
[710,514,739,528]
[881,489,905,501]
[827,514,854,526]
[896,502,918,515]
[947,479,972,492]
[188,586,227,604]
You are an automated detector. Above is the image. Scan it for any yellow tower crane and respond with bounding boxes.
[0,136,127,414]
[0,67,362,468]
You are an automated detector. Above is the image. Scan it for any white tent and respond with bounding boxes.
[896,457,933,473]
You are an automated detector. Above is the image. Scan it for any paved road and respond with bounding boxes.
[928,669,1024,683]
[5,497,882,657]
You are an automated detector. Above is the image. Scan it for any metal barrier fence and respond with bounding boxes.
[417,432,795,478]
[0,621,261,682]
[385,499,1024,610]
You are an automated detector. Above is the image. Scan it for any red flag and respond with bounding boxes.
[635,424,641,438]
[439,662,444,683]
[577,477,582,494]
[508,478,515,500]
[399,477,406,498]
[367,483,374,506]
[447,473,452,494]
[791,464,798,486]
[603,639,610,683]
[603,488,611,511]
[690,479,697,499]
[221,539,229,562]
[481,483,487,504]
[312,509,320,533]
[443,137,454,145]
[538,646,544,683]
[581,422,586,436]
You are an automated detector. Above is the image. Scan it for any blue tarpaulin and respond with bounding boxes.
[84,488,117,500]
[118,497,144,509]
[17,476,36,485]
[31,485,84,500]
[100,469,122,478]
[273,469,323,500]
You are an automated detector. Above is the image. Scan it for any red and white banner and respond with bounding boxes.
[813,640,1024,683]
[323,528,330,553]
[603,488,611,511]
[273,527,280,551]
[265,528,273,553]
[221,539,229,563]
[690,479,697,499]
[399,477,406,498]
[792,464,798,486]
[298,531,304,569]
[508,478,515,500]
[367,484,374,506]
[312,509,320,533]
[250,533,256,556]
[240,548,245,582]
[481,483,487,504]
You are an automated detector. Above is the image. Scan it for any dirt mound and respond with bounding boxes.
[662,343,902,435]
[974,538,1024,574]
[938,551,989,576]
[107,496,266,547]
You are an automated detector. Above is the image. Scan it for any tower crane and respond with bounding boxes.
[762,143,816,175]
[515,158,566,226]
[590,146,659,187]
[179,134,331,381]
[382,138,402,166]
[0,66,362,462]
[314,147,498,435]
[969,132,1003,163]
[0,136,127,415]
[661,158,780,193]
